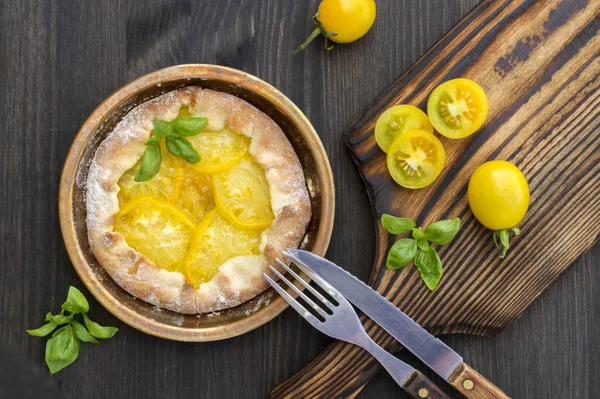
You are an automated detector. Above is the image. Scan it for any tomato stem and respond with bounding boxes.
[293,26,323,55]
[293,14,338,55]
[493,227,521,258]
[324,36,334,51]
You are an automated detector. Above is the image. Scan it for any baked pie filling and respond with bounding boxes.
[115,109,275,289]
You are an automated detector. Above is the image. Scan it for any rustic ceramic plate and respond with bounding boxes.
[59,65,335,341]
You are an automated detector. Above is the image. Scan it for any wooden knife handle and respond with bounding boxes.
[448,363,510,399]
[402,370,451,399]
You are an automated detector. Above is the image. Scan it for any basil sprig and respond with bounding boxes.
[382,214,461,290]
[26,286,118,374]
[134,115,208,182]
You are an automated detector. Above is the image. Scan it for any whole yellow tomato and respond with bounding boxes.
[468,160,529,257]
[294,0,376,54]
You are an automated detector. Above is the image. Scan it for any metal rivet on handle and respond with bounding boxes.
[463,379,475,390]
[418,388,429,397]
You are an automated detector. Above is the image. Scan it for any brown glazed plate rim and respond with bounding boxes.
[58,64,335,341]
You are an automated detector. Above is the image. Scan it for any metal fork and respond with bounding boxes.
[263,252,450,399]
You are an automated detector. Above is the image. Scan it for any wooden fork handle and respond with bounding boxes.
[402,370,451,399]
[355,335,450,399]
[448,363,510,399]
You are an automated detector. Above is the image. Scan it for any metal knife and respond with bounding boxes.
[284,249,511,399]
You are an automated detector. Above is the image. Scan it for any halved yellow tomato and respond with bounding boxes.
[375,105,433,153]
[427,78,488,139]
[386,130,445,189]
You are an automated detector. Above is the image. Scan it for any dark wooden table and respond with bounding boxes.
[1,1,597,398]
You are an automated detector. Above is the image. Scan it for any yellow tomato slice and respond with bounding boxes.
[183,210,261,288]
[427,78,488,139]
[375,105,433,153]
[212,155,274,230]
[114,198,193,272]
[386,130,446,189]
[174,171,214,225]
[117,195,196,229]
[187,128,250,174]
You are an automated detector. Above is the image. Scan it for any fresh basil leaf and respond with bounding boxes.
[172,116,208,136]
[386,238,417,269]
[45,312,73,325]
[45,325,80,374]
[416,239,429,251]
[83,315,119,339]
[412,228,425,240]
[134,143,162,182]
[71,320,99,344]
[152,119,172,138]
[165,136,185,157]
[27,321,58,337]
[381,214,415,234]
[144,135,162,145]
[414,247,443,290]
[165,136,201,163]
[423,217,461,245]
[61,286,89,314]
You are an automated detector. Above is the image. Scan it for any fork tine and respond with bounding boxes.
[263,273,323,325]
[267,265,330,319]
[274,258,335,308]
[282,250,340,301]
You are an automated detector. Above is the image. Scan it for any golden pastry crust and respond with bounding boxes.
[86,87,311,314]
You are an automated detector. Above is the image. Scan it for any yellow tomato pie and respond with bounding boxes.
[86,88,311,314]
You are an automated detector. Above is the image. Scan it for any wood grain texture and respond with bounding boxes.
[274,0,600,397]
[0,1,598,398]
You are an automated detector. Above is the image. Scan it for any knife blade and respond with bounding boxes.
[284,249,511,399]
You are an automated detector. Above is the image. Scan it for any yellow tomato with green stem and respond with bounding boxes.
[293,0,377,54]
[468,161,530,258]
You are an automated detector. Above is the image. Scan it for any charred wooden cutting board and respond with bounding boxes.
[272,0,600,397]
